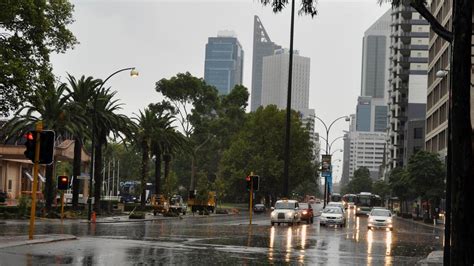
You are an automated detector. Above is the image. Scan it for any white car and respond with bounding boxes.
[326,202,345,213]
[368,208,393,230]
[270,200,301,226]
[320,207,346,227]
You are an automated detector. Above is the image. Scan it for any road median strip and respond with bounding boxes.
[0,234,76,249]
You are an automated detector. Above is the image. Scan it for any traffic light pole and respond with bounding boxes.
[249,176,253,225]
[28,121,42,240]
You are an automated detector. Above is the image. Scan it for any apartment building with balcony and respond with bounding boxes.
[386,4,430,171]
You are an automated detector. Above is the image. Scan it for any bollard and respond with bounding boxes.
[91,211,96,223]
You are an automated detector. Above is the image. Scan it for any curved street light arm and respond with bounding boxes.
[327,115,349,134]
[101,67,136,89]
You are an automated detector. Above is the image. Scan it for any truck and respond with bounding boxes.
[151,194,169,216]
[169,195,187,215]
[188,191,216,214]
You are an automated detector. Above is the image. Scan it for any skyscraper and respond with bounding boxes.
[261,49,311,114]
[360,9,392,100]
[204,31,244,95]
[386,4,429,171]
[251,16,281,111]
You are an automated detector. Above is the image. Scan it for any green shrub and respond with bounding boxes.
[18,196,31,217]
[129,212,145,219]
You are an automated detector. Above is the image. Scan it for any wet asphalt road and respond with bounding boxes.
[0,207,443,265]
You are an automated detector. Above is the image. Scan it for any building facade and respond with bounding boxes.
[204,31,244,95]
[361,9,392,100]
[347,131,387,181]
[356,96,388,132]
[251,16,281,111]
[261,49,311,113]
[386,4,429,171]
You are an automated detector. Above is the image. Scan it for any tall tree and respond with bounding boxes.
[134,108,156,207]
[154,72,219,191]
[406,151,445,212]
[92,87,133,212]
[345,167,373,194]
[219,105,316,203]
[65,74,102,209]
[1,83,84,212]
[0,0,78,115]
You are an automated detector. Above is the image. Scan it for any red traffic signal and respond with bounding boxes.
[57,175,69,190]
[23,130,55,165]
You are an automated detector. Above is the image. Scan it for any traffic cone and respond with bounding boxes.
[92,211,96,223]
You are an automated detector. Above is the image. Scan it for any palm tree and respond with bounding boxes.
[1,83,85,212]
[65,74,102,209]
[160,127,186,197]
[134,108,159,207]
[92,87,133,212]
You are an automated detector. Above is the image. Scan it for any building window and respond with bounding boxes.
[414,128,423,139]
[8,179,12,191]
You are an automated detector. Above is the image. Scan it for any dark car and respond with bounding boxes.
[120,194,137,203]
[299,202,314,224]
[253,204,266,213]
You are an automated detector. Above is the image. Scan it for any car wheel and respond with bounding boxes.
[271,222,275,226]
[277,223,280,226]
[311,217,314,224]
[390,228,393,231]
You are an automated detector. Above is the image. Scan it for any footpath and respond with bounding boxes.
[0,234,76,249]
[394,216,444,265]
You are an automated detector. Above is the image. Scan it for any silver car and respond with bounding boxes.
[368,208,393,231]
[270,200,301,226]
[320,207,346,227]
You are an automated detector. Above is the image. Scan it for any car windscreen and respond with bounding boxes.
[323,208,342,214]
[275,202,296,209]
[299,203,309,209]
[370,210,390,216]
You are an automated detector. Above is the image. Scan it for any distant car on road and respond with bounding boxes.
[270,200,301,226]
[327,202,345,213]
[368,208,393,231]
[320,207,346,227]
[253,204,266,213]
[120,194,138,203]
[298,202,314,224]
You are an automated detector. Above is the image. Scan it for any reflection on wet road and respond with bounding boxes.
[0,207,443,265]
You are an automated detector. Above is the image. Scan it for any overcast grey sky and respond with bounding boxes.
[50,0,390,182]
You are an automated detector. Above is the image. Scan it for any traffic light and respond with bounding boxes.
[57,175,69,190]
[24,131,36,161]
[245,175,260,191]
[251,175,260,191]
[246,176,251,191]
[23,130,55,165]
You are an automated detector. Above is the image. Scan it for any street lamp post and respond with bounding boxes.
[283,0,296,198]
[313,115,350,207]
[88,67,138,221]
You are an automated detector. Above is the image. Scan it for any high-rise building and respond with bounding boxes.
[386,4,430,171]
[361,9,392,100]
[425,0,474,159]
[347,131,387,181]
[355,96,388,132]
[261,49,310,113]
[204,31,244,95]
[251,16,281,111]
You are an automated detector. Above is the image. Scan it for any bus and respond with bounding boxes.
[355,192,382,216]
[330,193,342,202]
[342,194,357,209]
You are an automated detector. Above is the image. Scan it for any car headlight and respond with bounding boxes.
[369,217,374,222]
[271,212,277,217]
[357,207,361,211]
[303,211,307,215]
[387,218,392,223]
